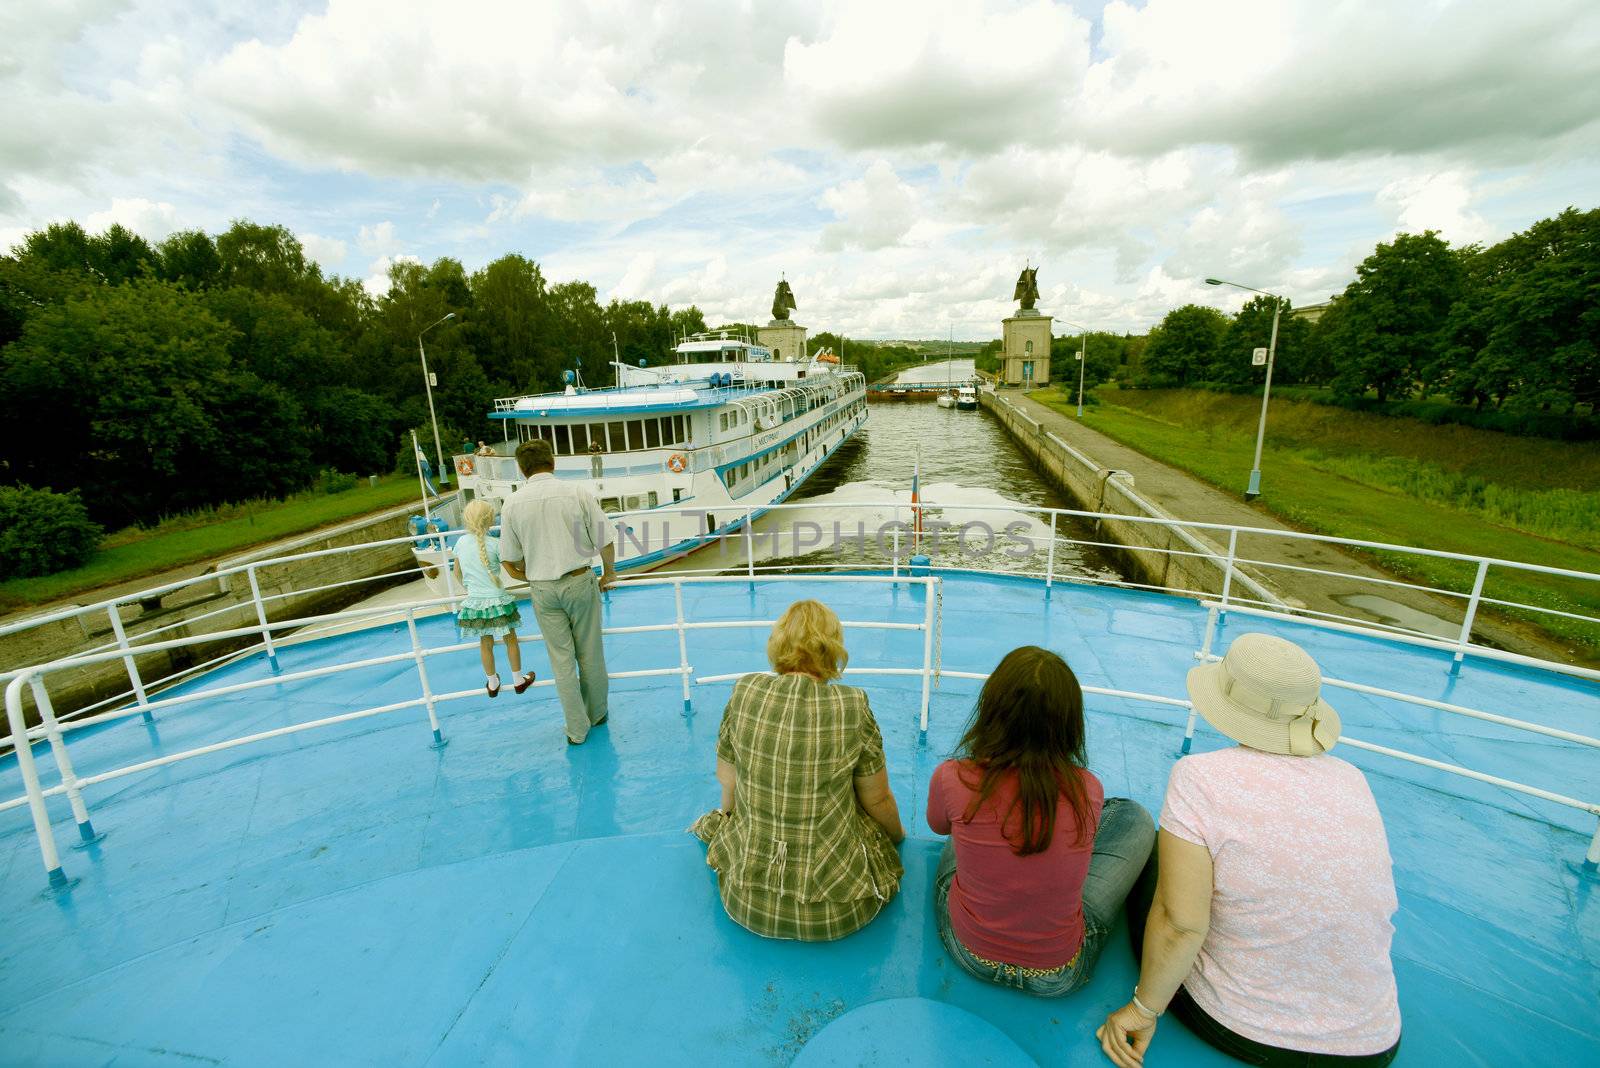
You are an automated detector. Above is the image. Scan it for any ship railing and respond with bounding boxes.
[4,499,1596,737]
[4,503,1597,878]
[1,574,940,889]
[3,566,1597,895]
[4,498,1595,732]
[626,498,1598,681]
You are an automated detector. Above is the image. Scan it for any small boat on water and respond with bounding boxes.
[955,385,978,410]
[936,388,957,409]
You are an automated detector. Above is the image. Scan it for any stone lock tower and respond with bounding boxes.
[1001,265,1052,387]
[757,277,808,362]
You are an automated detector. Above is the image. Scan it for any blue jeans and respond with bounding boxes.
[934,797,1155,996]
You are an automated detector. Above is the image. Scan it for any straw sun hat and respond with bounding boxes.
[1187,633,1341,757]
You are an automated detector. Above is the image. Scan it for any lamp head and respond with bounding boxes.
[1204,278,1223,286]
[444,312,456,321]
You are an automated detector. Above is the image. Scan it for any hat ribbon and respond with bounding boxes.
[1219,663,1317,723]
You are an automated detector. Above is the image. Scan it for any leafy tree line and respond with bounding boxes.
[1134,206,1599,418]
[0,219,711,536]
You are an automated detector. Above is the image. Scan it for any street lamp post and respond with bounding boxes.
[1060,319,1090,417]
[418,312,455,488]
[1205,278,1282,501]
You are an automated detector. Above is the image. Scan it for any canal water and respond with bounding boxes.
[654,399,1121,582]
[891,356,977,385]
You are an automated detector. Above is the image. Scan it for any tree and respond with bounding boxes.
[1444,207,1600,411]
[1214,296,1311,385]
[1142,305,1229,385]
[156,230,222,290]
[0,280,318,526]
[1327,231,1464,402]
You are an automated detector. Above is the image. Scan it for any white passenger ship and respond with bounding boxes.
[449,330,867,572]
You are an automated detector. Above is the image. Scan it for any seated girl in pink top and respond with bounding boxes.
[927,646,1155,996]
[1097,633,1402,1068]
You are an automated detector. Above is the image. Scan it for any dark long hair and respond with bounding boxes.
[954,646,1092,856]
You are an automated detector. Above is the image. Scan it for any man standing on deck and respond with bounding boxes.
[500,439,618,745]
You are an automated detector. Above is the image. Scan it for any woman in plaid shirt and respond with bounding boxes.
[691,600,906,941]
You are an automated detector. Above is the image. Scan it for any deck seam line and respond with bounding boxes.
[422,845,581,1064]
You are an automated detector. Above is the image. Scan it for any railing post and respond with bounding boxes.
[1199,603,1220,664]
[674,580,692,715]
[1218,528,1239,619]
[106,602,153,723]
[4,675,68,890]
[919,578,936,733]
[29,677,102,845]
[1181,703,1200,755]
[744,505,756,580]
[892,524,901,579]
[441,531,457,602]
[246,565,280,673]
[406,609,447,749]
[1451,559,1491,677]
[1045,512,1058,591]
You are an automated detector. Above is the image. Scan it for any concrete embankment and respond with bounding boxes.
[981,390,1280,607]
[1,497,448,726]
[981,389,1567,664]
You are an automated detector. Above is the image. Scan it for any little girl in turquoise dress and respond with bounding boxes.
[453,500,534,697]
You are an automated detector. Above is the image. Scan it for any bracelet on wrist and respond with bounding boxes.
[1130,988,1162,1020]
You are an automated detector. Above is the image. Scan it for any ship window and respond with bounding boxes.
[625,495,643,511]
[607,421,626,452]
[570,424,588,453]
[645,419,662,448]
[677,414,688,443]
[648,491,659,508]
[601,497,620,512]
[554,424,571,455]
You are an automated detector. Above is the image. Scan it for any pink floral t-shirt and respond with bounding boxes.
[1161,746,1402,1055]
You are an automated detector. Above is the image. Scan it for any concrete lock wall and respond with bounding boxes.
[980,392,1280,607]
[0,501,429,728]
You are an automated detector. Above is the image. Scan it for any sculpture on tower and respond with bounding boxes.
[1013,266,1039,311]
[771,279,797,322]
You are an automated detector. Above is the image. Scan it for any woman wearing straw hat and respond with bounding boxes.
[1097,633,1401,1068]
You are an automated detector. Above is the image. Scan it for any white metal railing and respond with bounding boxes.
[3,565,1597,895]
[2,575,943,889]
[5,498,1599,760]
[2,500,1596,880]
[4,499,1597,748]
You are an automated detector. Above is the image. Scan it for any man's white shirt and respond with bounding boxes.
[499,473,615,581]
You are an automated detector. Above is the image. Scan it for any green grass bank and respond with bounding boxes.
[1036,387,1600,658]
[1,475,428,613]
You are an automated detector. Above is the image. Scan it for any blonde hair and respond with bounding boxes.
[463,500,500,587]
[766,599,848,681]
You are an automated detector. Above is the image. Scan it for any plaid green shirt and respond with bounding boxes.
[694,672,903,941]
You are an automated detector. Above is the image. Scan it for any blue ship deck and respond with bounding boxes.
[2,574,1597,1066]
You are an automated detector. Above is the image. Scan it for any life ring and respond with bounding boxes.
[666,452,688,474]
[456,457,475,476]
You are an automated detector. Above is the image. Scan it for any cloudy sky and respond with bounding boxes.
[4,0,1598,338]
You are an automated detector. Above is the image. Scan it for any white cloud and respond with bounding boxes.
[785,0,1091,152]
[819,161,919,252]
[362,253,422,298]
[84,197,181,240]
[0,0,1597,344]
[358,220,399,256]
[299,231,350,270]
[1377,171,1493,246]
[1082,0,1600,164]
